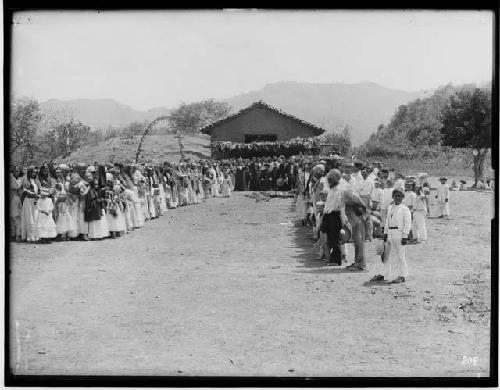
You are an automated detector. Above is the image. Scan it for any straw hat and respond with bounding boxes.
[340,224,351,244]
[376,240,391,263]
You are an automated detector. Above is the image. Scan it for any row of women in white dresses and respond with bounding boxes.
[13,171,232,242]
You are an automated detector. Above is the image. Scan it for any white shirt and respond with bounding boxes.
[339,177,352,193]
[30,179,38,194]
[414,194,427,211]
[371,187,383,204]
[359,178,374,197]
[384,203,412,238]
[437,183,449,202]
[381,188,394,210]
[324,185,347,223]
[351,172,363,195]
[403,191,416,209]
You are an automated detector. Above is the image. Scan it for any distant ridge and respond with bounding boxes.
[39,81,432,145]
[223,81,432,145]
[39,98,171,130]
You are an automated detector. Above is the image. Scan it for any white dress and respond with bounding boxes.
[55,195,77,236]
[221,178,231,197]
[36,198,57,238]
[106,202,127,233]
[159,183,168,214]
[132,187,145,227]
[88,212,110,239]
[20,179,40,241]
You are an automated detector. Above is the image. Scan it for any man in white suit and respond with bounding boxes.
[436,176,450,218]
[370,188,412,283]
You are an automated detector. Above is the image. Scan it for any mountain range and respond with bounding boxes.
[39,81,433,145]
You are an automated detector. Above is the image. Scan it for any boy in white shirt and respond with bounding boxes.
[370,188,412,284]
[380,180,394,226]
[436,176,450,218]
[412,185,428,243]
[403,180,416,212]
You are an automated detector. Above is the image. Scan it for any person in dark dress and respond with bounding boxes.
[84,179,103,223]
[271,162,278,190]
[234,160,247,191]
[249,162,260,191]
[259,164,270,191]
[277,157,288,191]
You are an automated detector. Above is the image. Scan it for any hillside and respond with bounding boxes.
[224,81,431,145]
[39,81,431,146]
[61,133,211,163]
[40,99,171,130]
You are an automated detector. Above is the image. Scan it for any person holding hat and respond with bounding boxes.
[436,176,450,218]
[373,187,412,283]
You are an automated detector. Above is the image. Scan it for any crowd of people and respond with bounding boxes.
[10,152,483,286]
[9,159,236,244]
[292,157,456,284]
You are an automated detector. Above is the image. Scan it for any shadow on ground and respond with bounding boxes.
[286,197,359,275]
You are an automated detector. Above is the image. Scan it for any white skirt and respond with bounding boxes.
[148,196,157,218]
[159,186,168,213]
[36,214,57,238]
[221,183,231,197]
[133,202,145,227]
[88,216,110,239]
[20,197,39,241]
[56,209,77,235]
[124,205,133,231]
[106,209,127,232]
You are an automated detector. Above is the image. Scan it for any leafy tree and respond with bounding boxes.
[440,88,491,186]
[341,125,352,152]
[168,99,231,134]
[10,97,43,164]
[320,125,352,155]
[359,84,478,159]
[122,120,149,138]
[46,120,92,158]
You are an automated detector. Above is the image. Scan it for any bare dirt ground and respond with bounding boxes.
[9,186,492,377]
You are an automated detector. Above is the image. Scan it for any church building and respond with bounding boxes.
[199,101,325,143]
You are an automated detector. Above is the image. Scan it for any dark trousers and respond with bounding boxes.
[320,211,342,264]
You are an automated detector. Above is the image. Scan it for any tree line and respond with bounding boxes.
[356,83,492,185]
[9,98,232,165]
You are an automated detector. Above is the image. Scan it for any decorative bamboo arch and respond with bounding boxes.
[135,115,185,163]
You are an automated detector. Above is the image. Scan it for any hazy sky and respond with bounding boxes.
[11,10,493,110]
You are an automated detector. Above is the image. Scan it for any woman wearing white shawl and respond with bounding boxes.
[20,166,41,242]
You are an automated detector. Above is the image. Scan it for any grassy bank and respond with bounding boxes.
[360,149,493,182]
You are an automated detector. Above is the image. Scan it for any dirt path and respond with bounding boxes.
[9,190,492,377]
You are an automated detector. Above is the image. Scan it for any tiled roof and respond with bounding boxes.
[199,100,326,136]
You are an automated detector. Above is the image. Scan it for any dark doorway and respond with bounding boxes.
[244,134,277,143]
